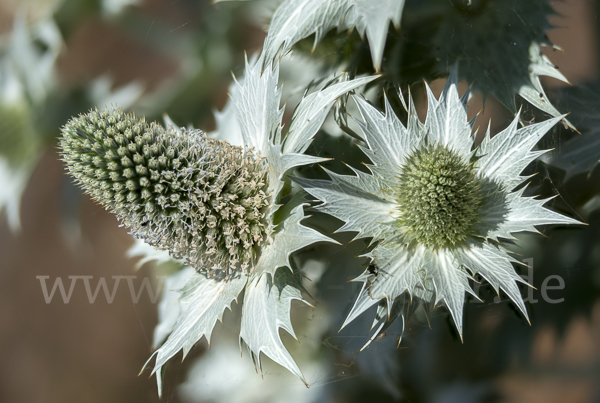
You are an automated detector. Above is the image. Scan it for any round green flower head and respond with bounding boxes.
[59,107,270,278]
[394,144,483,248]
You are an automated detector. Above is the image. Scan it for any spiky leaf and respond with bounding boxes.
[261,0,351,71]
[283,75,379,155]
[261,0,404,71]
[254,203,333,276]
[348,0,405,71]
[239,269,309,383]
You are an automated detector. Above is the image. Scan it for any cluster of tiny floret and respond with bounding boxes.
[393,144,483,248]
[59,107,271,279]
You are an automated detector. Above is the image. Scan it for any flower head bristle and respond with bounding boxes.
[59,107,271,278]
[393,144,483,248]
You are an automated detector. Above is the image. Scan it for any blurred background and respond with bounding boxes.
[0,0,599,402]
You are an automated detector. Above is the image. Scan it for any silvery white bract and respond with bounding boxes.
[144,57,376,394]
[517,42,572,129]
[261,0,404,71]
[297,69,579,345]
[150,267,195,349]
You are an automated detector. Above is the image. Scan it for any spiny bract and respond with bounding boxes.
[59,107,270,278]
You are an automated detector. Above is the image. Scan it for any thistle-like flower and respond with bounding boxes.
[296,69,579,344]
[60,55,376,392]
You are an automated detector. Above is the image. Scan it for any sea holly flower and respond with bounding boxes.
[59,55,376,392]
[296,69,579,345]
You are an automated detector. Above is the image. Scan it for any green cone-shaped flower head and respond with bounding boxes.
[59,107,270,278]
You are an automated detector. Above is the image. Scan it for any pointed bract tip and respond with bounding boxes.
[338,321,350,332]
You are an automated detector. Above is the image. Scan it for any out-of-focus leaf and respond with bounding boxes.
[6,12,63,104]
[403,0,572,127]
[87,75,145,110]
[101,0,141,16]
[0,157,37,231]
[546,82,600,180]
